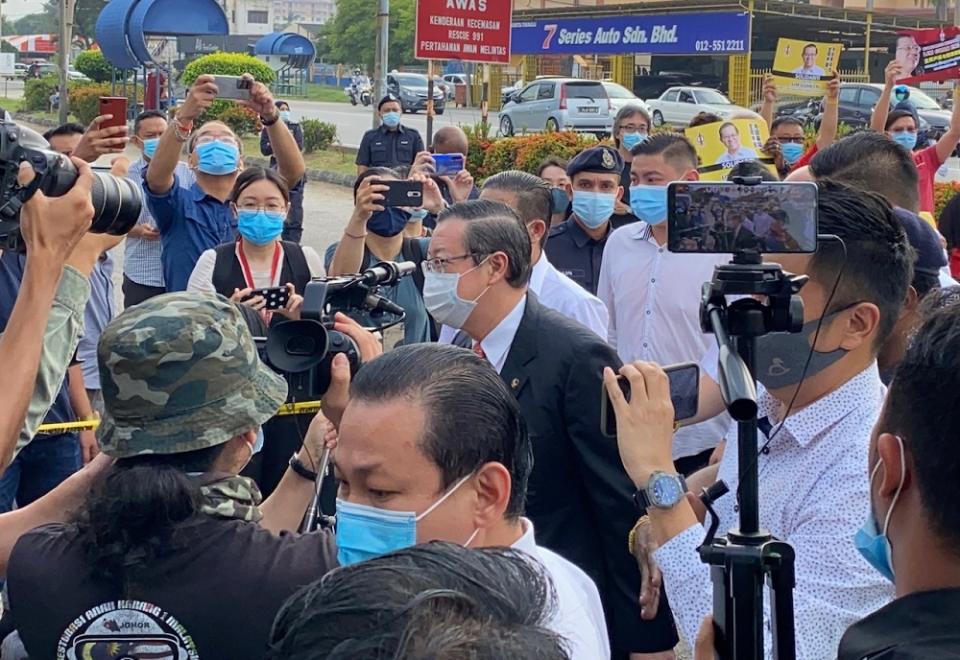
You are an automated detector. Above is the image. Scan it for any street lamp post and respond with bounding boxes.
[58,0,75,126]
[372,0,389,128]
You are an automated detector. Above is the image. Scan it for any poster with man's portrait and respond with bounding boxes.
[771,38,842,97]
[896,27,960,84]
[684,119,777,181]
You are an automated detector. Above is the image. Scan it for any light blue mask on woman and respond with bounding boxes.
[237,209,285,246]
[196,140,240,175]
[621,132,648,151]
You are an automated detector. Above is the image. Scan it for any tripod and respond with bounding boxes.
[697,251,807,660]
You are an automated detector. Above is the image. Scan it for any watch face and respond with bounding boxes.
[652,476,682,507]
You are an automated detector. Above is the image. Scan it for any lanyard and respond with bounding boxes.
[236,240,282,289]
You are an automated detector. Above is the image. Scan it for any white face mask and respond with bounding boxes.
[422,261,489,329]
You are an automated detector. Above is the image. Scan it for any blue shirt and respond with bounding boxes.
[145,173,236,292]
[77,252,115,390]
[324,240,431,346]
[125,160,196,288]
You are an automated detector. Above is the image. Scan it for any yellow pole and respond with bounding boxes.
[864,12,873,79]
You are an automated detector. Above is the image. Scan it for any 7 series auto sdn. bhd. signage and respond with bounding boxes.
[511,13,751,56]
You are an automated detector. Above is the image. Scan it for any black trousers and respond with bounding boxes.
[282,188,305,244]
[122,275,165,309]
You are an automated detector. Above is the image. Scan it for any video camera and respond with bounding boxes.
[262,260,415,401]
[0,119,141,250]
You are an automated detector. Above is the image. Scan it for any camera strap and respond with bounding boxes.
[237,240,282,289]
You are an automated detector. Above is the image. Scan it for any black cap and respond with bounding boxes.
[893,208,947,276]
[378,94,400,111]
[566,145,624,178]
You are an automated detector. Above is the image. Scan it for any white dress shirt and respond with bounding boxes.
[598,222,731,459]
[471,294,527,374]
[186,245,325,292]
[513,517,611,660]
[655,364,894,659]
[530,254,609,339]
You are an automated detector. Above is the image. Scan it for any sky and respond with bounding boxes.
[5,1,49,20]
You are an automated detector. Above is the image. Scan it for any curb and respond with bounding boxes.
[14,112,358,189]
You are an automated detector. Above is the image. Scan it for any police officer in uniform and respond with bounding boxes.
[356,94,425,174]
[544,145,624,296]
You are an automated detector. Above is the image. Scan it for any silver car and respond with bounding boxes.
[499,78,613,137]
[646,86,760,128]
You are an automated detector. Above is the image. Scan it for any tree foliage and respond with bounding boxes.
[74,50,113,83]
[181,53,276,127]
[14,1,106,47]
[322,0,415,72]
[12,13,57,35]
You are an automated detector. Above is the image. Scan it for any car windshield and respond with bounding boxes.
[396,74,428,87]
[602,82,636,99]
[564,81,606,99]
[907,88,943,110]
[693,89,731,105]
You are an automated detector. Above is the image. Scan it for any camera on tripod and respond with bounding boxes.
[261,260,415,401]
[0,119,142,250]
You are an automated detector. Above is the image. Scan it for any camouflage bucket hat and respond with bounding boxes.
[96,292,288,459]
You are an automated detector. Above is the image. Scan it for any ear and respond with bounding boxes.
[903,285,920,314]
[565,181,574,197]
[837,302,881,351]
[876,433,910,499]
[470,462,512,529]
[527,219,547,246]
[485,250,510,285]
[615,184,624,201]
[686,169,701,182]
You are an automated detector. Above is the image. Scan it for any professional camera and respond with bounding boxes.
[0,119,141,250]
[263,260,415,401]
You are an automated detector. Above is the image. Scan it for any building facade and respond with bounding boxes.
[220,0,275,36]
[273,0,335,24]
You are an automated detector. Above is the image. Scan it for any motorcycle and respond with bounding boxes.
[359,84,372,107]
[345,82,373,107]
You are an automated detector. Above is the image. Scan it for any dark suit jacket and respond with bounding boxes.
[500,294,676,654]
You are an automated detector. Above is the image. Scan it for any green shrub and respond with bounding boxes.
[67,83,142,126]
[301,118,337,153]
[182,53,276,127]
[214,104,259,136]
[514,132,596,173]
[24,76,60,112]
[74,50,114,84]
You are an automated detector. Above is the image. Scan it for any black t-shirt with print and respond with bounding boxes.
[8,516,336,659]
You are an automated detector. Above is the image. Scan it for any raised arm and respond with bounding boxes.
[760,75,777,130]
[936,86,960,164]
[817,74,841,151]
[240,79,305,188]
[870,61,901,134]
[328,176,388,276]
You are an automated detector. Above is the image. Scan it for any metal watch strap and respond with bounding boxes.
[633,472,687,512]
[289,453,318,482]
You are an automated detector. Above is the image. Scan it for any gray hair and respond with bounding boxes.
[613,103,652,146]
[437,200,532,288]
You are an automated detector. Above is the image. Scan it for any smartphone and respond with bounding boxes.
[242,286,290,310]
[98,97,127,129]
[433,153,464,176]
[600,362,700,438]
[376,180,424,207]
[667,181,818,255]
[211,75,252,101]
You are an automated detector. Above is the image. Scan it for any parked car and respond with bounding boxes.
[601,80,651,118]
[499,78,613,137]
[646,86,761,127]
[386,72,446,115]
[812,82,949,138]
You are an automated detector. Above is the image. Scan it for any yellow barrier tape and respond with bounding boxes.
[35,401,323,434]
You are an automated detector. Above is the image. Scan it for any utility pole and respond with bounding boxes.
[372,0,389,128]
[58,0,74,125]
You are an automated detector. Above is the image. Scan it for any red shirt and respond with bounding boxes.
[913,145,944,216]
[791,144,819,172]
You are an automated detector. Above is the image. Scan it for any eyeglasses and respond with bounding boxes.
[238,202,286,213]
[620,123,648,132]
[897,45,921,55]
[421,253,481,274]
[194,134,240,147]
[775,137,805,144]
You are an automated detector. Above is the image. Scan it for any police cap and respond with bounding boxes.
[378,94,401,111]
[566,145,624,179]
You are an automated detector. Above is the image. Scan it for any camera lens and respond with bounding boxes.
[89,172,141,235]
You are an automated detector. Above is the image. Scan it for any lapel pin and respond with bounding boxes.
[511,378,520,390]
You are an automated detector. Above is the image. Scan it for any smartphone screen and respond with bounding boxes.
[98,97,127,129]
[433,153,464,176]
[601,363,700,438]
[667,181,818,254]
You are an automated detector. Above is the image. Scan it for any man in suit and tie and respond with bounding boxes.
[423,199,679,658]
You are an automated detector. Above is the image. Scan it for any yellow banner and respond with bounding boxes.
[684,119,777,182]
[771,38,842,97]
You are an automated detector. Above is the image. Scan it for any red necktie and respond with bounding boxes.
[473,341,486,361]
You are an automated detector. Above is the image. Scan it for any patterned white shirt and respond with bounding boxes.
[655,363,894,658]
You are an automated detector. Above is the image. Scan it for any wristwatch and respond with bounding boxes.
[634,471,687,511]
[289,453,318,482]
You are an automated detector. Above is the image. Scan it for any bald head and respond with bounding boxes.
[434,126,469,155]
[785,166,814,182]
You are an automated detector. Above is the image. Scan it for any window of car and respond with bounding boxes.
[679,90,695,104]
[519,84,540,102]
[563,81,606,100]
[663,89,679,102]
[838,86,859,105]
[693,89,731,105]
[537,83,555,100]
[395,74,428,87]
[859,87,881,109]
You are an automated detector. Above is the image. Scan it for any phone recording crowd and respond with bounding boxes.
[0,64,958,660]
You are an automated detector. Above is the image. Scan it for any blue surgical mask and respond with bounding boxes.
[142,137,159,160]
[630,184,668,225]
[280,110,292,123]
[780,142,805,165]
[196,140,240,175]
[382,111,401,129]
[408,208,428,223]
[368,208,409,237]
[253,428,265,455]
[854,436,905,583]
[336,473,477,567]
[572,191,616,229]
[891,130,918,151]
[550,187,569,216]
[621,131,648,151]
[237,209,285,246]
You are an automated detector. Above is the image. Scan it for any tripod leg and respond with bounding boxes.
[766,540,797,660]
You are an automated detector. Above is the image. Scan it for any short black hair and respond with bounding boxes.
[810,132,920,212]
[42,122,85,141]
[881,304,960,554]
[536,156,568,177]
[811,179,914,348]
[631,132,698,172]
[481,170,552,250]
[134,109,166,135]
[726,160,780,182]
[267,542,565,660]
[688,112,722,128]
[230,166,290,205]
[438,200,533,288]
[771,116,805,132]
[349,344,532,518]
[885,109,918,132]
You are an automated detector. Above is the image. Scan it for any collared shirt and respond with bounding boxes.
[355,124,424,169]
[76,251,116,390]
[125,159,196,288]
[655,364,894,660]
[836,588,960,659]
[598,222,730,459]
[512,517,611,660]
[530,254,608,339]
[716,147,759,166]
[544,216,610,295]
[144,173,237,292]
[474,294,526,373]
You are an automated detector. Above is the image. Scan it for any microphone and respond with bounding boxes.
[364,292,406,316]
[361,261,417,287]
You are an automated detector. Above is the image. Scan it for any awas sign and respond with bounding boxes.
[415,0,512,64]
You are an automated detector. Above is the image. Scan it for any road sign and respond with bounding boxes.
[0,54,13,77]
[415,0,512,64]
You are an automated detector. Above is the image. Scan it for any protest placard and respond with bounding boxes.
[684,119,777,181]
[771,38,841,97]
[896,27,960,84]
